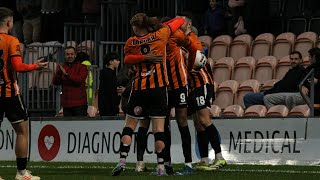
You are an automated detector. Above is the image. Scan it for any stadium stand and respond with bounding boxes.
[261,79,279,92]
[250,33,275,60]
[254,56,278,84]
[232,56,256,84]
[210,105,222,117]
[209,35,232,63]
[212,57,235,84]
[213,80,239,110]
[234,79,261,108]
[294,31,318,58]
[287,17,308,36]
[309,17,320,34]
[275,55,291,80]
[288,104,310,117]
[199,35,212,52]
[272,32,296,60]
[244,105,268,117]
[222,105,244,117]
[266,105,289,117]
[229,34,253,62]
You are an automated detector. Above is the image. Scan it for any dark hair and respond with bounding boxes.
[65,46,76,53]
[0,7,14,25]
[160,16,172,23]
[103,52,120,66]
[177,11,193,20]
[308,48,320,61]
[75,52,90,63]
[290,51,302,59]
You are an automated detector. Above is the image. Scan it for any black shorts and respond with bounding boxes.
[188,84,213,114]
[168,86,188,108]
[126,87,168,119]
[0,95,28,124]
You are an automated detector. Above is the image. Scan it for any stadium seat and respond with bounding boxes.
[222,105,244,117]
[288,104,310,117]
[282,0,303,17]
[244,105,267,117]
[213,80,239,109]
[234,79,261,108]
[232,56,256,84]
[210,105,221,117]
[272,32,296,60]
[250,33,275,60]
[287,18,308,36]
[254,56,278,84]
[317,39,320,48]
[213,81,218,93]
[209,35,232,62]
[309,17,320,34]
[261,79,279,92]
[208,58,215,71]
[229,34,253,62]
[199,35,212,50]
[275,55,291,80]
[303,56,311,67]
[212,57,235,84]
[266,105,289,117]
[294,32,318,58]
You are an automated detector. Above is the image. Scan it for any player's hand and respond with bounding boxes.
[58,64,68,76]
[35,58,49,70]
[144,54,162,63]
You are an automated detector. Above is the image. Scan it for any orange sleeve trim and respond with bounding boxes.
[166,18,185,34]
[124,54,145,64]
[11,56,37,72]
[186,42,198,72]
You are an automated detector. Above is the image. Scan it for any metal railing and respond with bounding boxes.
[64,23,100,65]
[299,68,315,117]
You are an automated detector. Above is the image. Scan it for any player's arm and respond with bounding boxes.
[124,54,162,64]
[163,17,185,34]
[11,56,48,72]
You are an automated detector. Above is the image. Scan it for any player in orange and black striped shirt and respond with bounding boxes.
[178,12,227,169]
[112,13,185,176]
[0,7,48,180]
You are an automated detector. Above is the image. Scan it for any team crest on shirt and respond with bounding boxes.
[134,106,142,115]
[140,45,150,54]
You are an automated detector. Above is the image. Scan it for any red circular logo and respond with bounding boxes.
[38,124,60,161]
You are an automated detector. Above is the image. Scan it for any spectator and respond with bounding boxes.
[305,48,320,116]
[75,52,93,105]
[16,0,42,44]
[52,46,88,116]
[201,0,225,39]
[98,52,121,116]
[228,0,247,36]
[244,51,306,109]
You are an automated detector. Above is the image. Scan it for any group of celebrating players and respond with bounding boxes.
[111,10,227,176]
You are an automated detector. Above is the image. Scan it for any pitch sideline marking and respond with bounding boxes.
[1,165,320,174]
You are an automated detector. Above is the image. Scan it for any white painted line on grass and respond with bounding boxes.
[1,165,320,174]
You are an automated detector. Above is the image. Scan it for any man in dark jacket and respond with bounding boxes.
[52,46,88,116]
[244,51,307,109]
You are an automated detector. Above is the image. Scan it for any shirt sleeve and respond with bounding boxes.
[9,38,21,57]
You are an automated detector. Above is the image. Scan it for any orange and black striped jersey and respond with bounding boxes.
[187,32,214,89]
[0,34,21,97]
[166,29,190,90]
[124,26,171,90]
